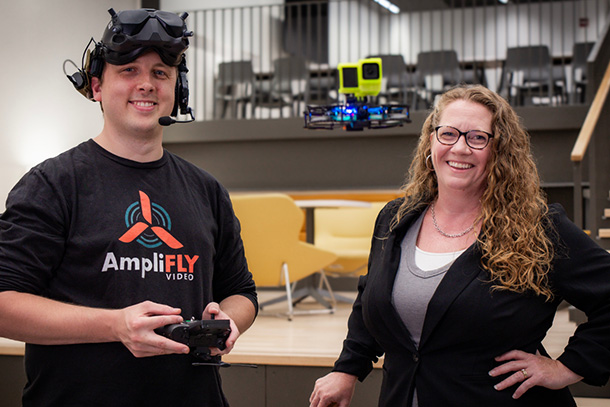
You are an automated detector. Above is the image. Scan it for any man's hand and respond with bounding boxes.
[202,302,240,355]
[113,300,190,358]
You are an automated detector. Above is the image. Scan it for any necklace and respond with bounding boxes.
[430,203,475,238]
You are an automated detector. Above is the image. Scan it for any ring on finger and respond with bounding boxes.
[521,368,528,379]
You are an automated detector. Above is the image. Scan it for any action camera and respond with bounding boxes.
[338,58,382,97]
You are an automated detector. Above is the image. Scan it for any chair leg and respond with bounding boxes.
[259,263,295,320]
[282,263,294,321]
[317,271,336,306]
[258,266,335,319]
[318,271,356,304]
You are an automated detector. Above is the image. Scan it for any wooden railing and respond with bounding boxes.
[570,60,610,228]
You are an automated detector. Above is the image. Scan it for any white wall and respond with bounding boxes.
[0,0,138,210]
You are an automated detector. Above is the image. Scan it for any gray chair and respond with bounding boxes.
[571,42,595,104]
[502,46,567,106]
[415,50,476,107]
[214,61,256,119]
[307,69,338,106]
[256,56,310,117]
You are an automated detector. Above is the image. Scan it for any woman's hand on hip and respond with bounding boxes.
[489,349,583,399]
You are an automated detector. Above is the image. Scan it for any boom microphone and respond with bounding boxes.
[159,108,195,126]
[159,115,195,126]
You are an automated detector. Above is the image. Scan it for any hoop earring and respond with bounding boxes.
[426,154,434,171]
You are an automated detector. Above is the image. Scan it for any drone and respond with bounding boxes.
[304,57,411,131]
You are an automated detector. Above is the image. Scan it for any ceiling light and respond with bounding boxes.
[373,0,400,14]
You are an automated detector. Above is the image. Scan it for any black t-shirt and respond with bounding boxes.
[0,140,257,406]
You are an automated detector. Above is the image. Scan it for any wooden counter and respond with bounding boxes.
[0,337,24,356]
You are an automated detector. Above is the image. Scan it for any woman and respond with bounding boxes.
[309,85,610,407]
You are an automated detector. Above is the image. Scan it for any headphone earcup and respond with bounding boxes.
[67,42,105,101]
[173,57,190,116]
[89,54,104,78]
[87,42,105,81]
[172,77,180,117]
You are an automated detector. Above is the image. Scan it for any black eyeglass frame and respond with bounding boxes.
[434,125,494,150]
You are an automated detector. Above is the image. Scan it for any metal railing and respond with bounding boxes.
[174,0,609,122]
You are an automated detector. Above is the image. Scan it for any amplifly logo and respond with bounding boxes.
[101,191,199,280]
[119,191,182,249]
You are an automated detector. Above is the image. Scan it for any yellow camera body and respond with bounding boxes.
[338,62,360,95]
[357,58,382,96]
[338,58,382,97]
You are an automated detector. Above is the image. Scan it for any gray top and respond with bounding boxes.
[391,209,464,407]
[392,209,464,348]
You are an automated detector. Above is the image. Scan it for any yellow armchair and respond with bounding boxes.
[231,193,338,320]
[313,201,387,301]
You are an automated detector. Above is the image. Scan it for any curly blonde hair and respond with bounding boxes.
[393,84,555,300]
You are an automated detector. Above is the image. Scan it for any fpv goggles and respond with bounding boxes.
[101,8,192,67]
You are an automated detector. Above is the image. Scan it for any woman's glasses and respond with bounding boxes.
[434,125,494,150]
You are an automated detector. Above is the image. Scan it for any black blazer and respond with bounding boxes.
[333,200,610,407]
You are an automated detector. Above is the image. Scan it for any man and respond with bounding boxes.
[0,8,257,406]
